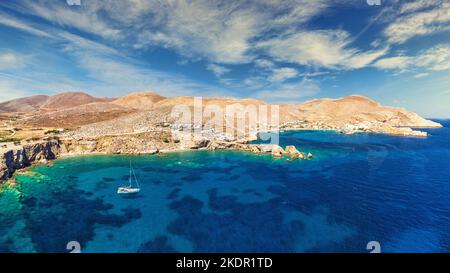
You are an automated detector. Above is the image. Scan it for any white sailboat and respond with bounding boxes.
[117,161,141,195]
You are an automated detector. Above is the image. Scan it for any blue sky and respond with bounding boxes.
[0,0,449,118]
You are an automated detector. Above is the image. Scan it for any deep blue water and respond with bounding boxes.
[0,120,449,253]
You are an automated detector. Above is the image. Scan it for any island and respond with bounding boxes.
[0,91,442,180]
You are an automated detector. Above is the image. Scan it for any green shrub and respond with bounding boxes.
[0,137,21,143]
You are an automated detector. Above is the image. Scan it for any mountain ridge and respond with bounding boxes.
[0,91,442,136]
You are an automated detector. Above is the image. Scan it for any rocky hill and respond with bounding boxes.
[287,95,441,129]
[0,91,443,155]
[21,102,137,128]
[0,95,49,112]
[0,91,444,179]
[39,92,112,111]
[0,92,111,113]
[112,91,166,110]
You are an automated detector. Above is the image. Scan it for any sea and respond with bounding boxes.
[1,120,449,253]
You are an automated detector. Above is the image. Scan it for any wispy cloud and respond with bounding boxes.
[0,25,233,100]
[23,0,121,39]
[254,59,275,69]
[207,64,231,77]
[0,52,28,70]
[3,0,333,65]
[373,56,412,70]
[258,30,387,70]
[400,0,438,14]
[414,73,429,78]
[384,1,450,44]
[268,67,298,82]
[0,11,51,37]
[374,44,450,72]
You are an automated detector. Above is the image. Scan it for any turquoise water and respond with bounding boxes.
[1,121,449,253]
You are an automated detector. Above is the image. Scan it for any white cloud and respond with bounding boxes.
[50,32,233,98]
[57,31,119,55]
[0,12,52,37]
[414,73,429,78]
[133,1,264,64]
[19,0,120,39]
[0,52,28,70]
[373,56,412,70]
[400,0,439,14]
[297,71,330,77]
[345,48,389,69]
[268,67,298,82]
[207,64,231,77]
[2,0,384,72]
[6,0,448,103]
[23,0,328,64]
[254,59,275,69]
[0,29,234,100]
[373,44,450,72]
[258,30,387,70]
[264,0,328,28]
[384,1,450,44]
[416,45,450,71]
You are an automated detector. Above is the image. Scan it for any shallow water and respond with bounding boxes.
[1,121,449,253]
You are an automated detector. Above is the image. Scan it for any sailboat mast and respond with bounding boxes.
[132,164,140,188]
[129,161,132,186]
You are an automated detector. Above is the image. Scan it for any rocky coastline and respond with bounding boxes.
[0,131,316,181]
[0,93,443,182]
[0,140,64,180]
[1,120,440,181]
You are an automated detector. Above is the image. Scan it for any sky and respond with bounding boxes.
[0,0,449,118]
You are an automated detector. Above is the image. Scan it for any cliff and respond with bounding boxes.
[0,140,65,180]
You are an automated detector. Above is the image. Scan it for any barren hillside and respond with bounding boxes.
[21,102,137,128]
[293,95,440,128]
[39,92,112,111]
[0,92,111,113]
[0,95,49,112]
[0,91,442,143]
[112,91,166,110]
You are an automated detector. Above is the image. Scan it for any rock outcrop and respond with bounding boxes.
[62,132,174,155]
[0,140,64,180]
[271,145,285,158]
[285,145,302,158]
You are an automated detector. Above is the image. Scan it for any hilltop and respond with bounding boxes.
[0,95,49,112]
[112,91,166,110]
[0,92,111,113]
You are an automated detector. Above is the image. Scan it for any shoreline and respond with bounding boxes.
[0,124,444,184]
[0,145,312,190]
